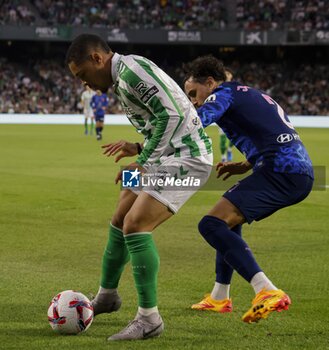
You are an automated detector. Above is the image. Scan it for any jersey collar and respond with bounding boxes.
[111,52,122,83]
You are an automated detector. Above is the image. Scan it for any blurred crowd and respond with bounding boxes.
[0,58,328,116]
[2,0,328,30]
[231,61,328,115]
[30,0,227,30]
[0,0,35,25]
[0,58,120,114]
[236,0,329,31]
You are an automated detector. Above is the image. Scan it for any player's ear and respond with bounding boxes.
[90,52,103,65]
[206,76,216,90]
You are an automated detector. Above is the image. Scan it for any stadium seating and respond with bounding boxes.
[0,1,328,114]
[0,57,327,115]
[1,1,328,30]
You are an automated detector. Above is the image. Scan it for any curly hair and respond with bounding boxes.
[183,55,226,84]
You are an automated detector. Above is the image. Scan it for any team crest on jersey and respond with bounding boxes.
[135,81,159,103]
[205,94,216,103]
[192,116,200,126]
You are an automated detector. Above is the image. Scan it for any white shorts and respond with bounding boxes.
[129,153,213,213]
[84,108,94,118]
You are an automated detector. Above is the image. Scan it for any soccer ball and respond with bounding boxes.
[47,290,94,335]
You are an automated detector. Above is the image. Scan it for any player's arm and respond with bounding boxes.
[90,96,96,113]
[197,87,233,127]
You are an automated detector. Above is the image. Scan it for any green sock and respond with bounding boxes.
[84,119,88,132]
[100,223,130,289]
[220,134,227,155]
[125,233,159,308]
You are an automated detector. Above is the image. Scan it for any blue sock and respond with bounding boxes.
[215,224,241,284]
[199,216,261,282]
[227,150,233,161]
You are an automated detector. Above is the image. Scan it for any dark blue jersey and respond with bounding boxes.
[91,93,109,117]
[197,81,313,178]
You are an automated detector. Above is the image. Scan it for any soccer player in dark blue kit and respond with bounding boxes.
[91,89,109,140]
[184,55,314,323]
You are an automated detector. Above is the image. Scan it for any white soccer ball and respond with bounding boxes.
[47,290,94,335]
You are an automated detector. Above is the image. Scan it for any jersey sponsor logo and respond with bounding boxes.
[135,82,159,103]
[141,86,159,103]
[205,94,216,103]
[277,133,293,143]
[135,81,148,95]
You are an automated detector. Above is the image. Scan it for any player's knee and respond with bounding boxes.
[111,214,124,230]
[198,215,229,249]
[122,214,141,235]
[199,215,220,236]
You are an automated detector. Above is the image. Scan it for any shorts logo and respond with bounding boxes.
[228,182,240,193]
[141,86,159,103]
[277,133,293,143]
[122,169,141,188]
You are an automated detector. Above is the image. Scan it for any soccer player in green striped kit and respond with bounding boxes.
[66,34,213,341]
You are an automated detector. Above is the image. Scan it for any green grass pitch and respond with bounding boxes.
[0,124,329,350]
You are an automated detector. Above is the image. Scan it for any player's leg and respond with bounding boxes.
[202,197,271,287]
[90,116,94,135]
[220,134,228,162]
[99,120,104,139]
[92,190,138,316]
[95,120,100,140]
[108,192,172,341]
[197,170,312,322]
[227,141,233,161]
[95,118,104,140]
[84,116,88,135]
[198,197,286,323]
[108,155,212,340]
[191,224,241,313]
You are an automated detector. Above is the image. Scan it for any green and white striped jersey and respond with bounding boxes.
[111,53,213,167]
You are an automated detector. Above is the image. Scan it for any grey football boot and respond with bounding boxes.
[91,290,122,316]
[108,312,164,341]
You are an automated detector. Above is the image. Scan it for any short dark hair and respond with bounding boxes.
[183,55,226,84]
[65,34,111,66]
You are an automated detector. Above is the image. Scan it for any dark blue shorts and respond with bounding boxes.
[223,168,313,224]
[95,114,104,122]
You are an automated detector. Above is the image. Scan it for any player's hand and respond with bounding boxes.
[216,161,252,180]
[115,162,145,184]
[102,140,140,163]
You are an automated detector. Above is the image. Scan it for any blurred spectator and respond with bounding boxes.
[0,0,35,25]
[236,0,329,30]
[289,0,329,31]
